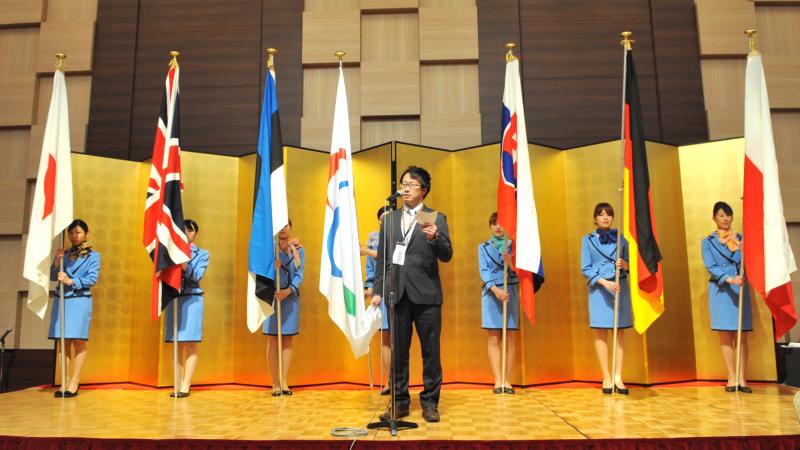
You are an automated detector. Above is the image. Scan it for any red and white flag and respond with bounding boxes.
[143,61,191,320]
[743,52,798,339]
[23,69,74,319]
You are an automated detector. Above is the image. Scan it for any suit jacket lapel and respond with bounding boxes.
[708,234,737,264]
[589,233,616,262]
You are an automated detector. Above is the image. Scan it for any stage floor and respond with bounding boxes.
[2,384,800,442]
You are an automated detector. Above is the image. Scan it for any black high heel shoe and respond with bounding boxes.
[614,385,629,395]
[737,385,752,394]
[281,389,293,396]
[601,387,613,395]
[724,385,737,392]
[63,386,80,398]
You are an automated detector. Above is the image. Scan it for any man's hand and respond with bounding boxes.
[371,295,382,308]
[421,223,438,241]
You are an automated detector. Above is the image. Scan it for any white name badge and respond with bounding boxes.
[392,244,407,265]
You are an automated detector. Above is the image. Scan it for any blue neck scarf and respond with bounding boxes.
[596,228,618,245]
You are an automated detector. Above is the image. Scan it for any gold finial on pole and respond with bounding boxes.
[745,29,758,55]
[266,48,277,70]
[505,42,517,62]
[335,51,345,61]
[55,53,66,71]
[169,50,180,69]
[620,31,634,50]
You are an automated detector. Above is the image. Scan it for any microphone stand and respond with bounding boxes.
[0,327,10,393]
[368,194,417,436]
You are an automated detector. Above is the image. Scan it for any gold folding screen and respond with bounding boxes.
[62,138,776,386]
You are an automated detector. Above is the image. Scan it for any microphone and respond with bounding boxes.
[386,190,403,201]
[0,326,11,342]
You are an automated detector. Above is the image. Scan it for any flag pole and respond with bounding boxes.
[735,29,758,391]
[54,53,68,397]
[612,32,633,394]
[168,50,181,398]
[275,237,284,393]
[58,230,67,397]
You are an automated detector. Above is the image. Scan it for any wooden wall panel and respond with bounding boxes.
[361,61,420,116]
[696,0,756,56]
[701,59,745,139]
[420,114,481,148]
[85,0,138,160]
[35,21,96,74]
[0,28,39,74]
[421,0,475,7]
[361,0,418,12]
[361,118,420,148]
[0,0,44,26]
[755,6,800,53]
[774,112,800,222]
[362,13,419,61]
[262,0,304,148]
[0,183,26,234]
[476,0,520,145]
[419,7,479,61]
[0,130,30,183]
[762,55,800,108]
[302,10,361,65]
[421,64,480,114]
[0,74,36,126]
[301,67,361,151]
[305,0,360,10]
[45,0,99,22]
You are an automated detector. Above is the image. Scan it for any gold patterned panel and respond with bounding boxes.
[35,21,95,74]
[155,152,239,386]
[52,154,145,383]
[696,0,756,56]
[678,139,776,381]
[563,141,647,384]
[640,142,697,383]
[418,6,478,62]
[302,10,360,65]
[361,61,420,116]
[0,73,35,126]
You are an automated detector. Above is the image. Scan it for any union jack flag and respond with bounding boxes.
[143,60,191,321]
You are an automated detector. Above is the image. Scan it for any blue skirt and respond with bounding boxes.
[49,296,92,340]
[588,279,632,329]
[482,284,520,330]
[708,282,753,331]
[164,295,204,342]
[263,296,299,336]
[378,297,389,330]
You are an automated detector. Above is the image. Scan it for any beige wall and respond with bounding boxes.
[695,0,800,340]
[0,0,97,350]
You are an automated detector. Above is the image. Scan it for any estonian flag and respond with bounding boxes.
[247,56,289,333]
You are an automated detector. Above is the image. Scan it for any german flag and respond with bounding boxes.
[622,50,665,334]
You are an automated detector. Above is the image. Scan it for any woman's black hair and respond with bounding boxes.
[593,202,614,218]
[489,212,498,225]
[376,206,393,220]
[399,166,432,198]
[184,219,199,233]
[68,219,89,233]
[713,201,733,217]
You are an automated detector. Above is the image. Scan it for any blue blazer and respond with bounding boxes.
[180,245,209,296]
[50,249,100,298]
[279,246,305,297]
[580,232,628,286]
[701,233,743,295]
[478,240,518,293]
[364,231,379,290]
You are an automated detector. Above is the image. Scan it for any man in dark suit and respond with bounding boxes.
[372,166,453,423]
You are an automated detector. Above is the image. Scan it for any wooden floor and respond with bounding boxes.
[2,384,800,441]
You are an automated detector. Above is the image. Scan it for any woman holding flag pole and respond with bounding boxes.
[263,220,304,396]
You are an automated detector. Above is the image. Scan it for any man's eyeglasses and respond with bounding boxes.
[400,182,421,189]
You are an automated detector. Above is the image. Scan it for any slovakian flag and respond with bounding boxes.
[743,52,797,340]
[23,67,74,319]
[497,54,544,325]
[246,55,289,333]
[143,59,191,321]
[622,50,665,334]
[320,63,381,357]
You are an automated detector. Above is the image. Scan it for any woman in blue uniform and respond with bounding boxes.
[163,219,209,398]
[701,201,752,393]
[264,219,304,396]
[49,219,100,398]
[362,206,392,395]
[478,212,519,394]
[580,203,630,395]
